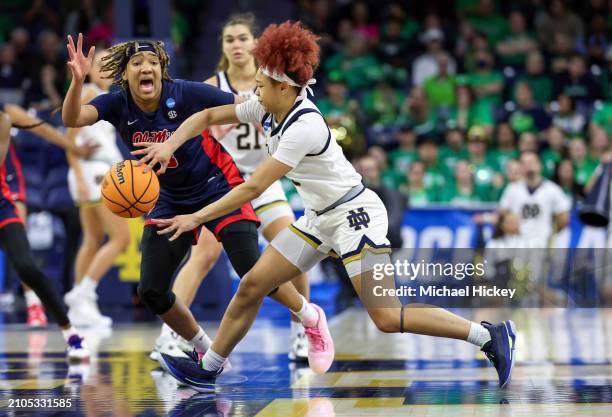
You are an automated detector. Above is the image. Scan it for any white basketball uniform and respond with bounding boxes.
[235,96,391,277]
[68,84,123,205]
[499,179,571,247]
[213,72,293,229]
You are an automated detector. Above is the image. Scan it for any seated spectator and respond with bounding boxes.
[549,32,575,74]
[350,0,379,44]
[387,126,418,183]
[367,145,397,189]
[495,10,538,69]
[518,131,539,153]
[362,78,405,127]
[376,18,411,69]
[554,54,602,104]
[441,159,492,205]
[489,122,519,173]
[541,126,568,178]
[466,49,504,108]
[576,13,609,66]
[417,136,448,195]
[399,160,439,206]
[24,30,65,110]
[514,50,553,105]
[554,158,585,202]
[503,80,551,134]
[384,1,421,40]
[466,126,504,199]
[504,159,524,185]
[324,30,383,91]
[536,0,584,53]
[397,86,437,137]
[569,137,598,185]
[423,54,457,112]
[589,125,610,161]
[439,127,469,172]
[412,28,456,86]
[0,43,26,104]
[468,0,509,47]
[447,84,494,133]
[551,93,587,136]
[591,101,612,135]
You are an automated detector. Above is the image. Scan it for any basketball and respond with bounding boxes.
[101,160,160,218]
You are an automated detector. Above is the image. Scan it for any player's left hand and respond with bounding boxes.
[152,214,201,241]
[132,141,175,175]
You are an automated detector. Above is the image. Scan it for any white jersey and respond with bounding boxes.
[76,84,122,164]
[212,72,266,174]
[236,97,362,212]
[499,179,571,247]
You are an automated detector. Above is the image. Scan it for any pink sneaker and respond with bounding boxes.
[303,304,334,374]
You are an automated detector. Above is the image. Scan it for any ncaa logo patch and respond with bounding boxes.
[166,98,176,109]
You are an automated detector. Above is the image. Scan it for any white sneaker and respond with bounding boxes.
[67,300,112,328]
[86,298,113,327]
[66,334,90,362]
[64,284,90,307]
[289,324,309,361]
[150,330,190,361]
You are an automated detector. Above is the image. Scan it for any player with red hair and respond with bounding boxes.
[136,21,516,392]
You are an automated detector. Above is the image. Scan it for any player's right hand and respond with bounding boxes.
[132,141,175,175]
[73,143,98,159]
[67,33,95,82]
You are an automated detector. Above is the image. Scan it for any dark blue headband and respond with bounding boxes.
[126,41,157,59]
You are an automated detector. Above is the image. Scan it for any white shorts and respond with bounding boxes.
[68,160,113,205]
[251,179,294,231]
[270,188,391,277]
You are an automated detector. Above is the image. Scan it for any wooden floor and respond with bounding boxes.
[0,307,611,416]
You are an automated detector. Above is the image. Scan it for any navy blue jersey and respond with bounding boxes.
[89,79,235,203]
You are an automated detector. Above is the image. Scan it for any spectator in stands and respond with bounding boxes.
[423,54,457,114]
[412,28,456,86]
[466,126,504,199]
[537,0,584,52]
[384,1,420,41]
[387,126,417,186]
[24,30,65,110]
[398,86,436,137]
[518,132,539,153]
[589,125,610,161]
[577,13,609,66]
[504,80,551,134]
[496,10,537,69]
[468,0,509,48]
[63,0,99,38]
[552,93,587,136]
[549,32,575,74]
[356,155,406,248]
[324,30,383,91]
[376,18,411,70]
[554,158,585,202]
[441,159,489,205]
[367,145,396,189]
[439,127,468,172]
[448,84,494,133]
[350,0,379,44]
[23,0,62,36]
[505,159,523,184]
[541,126,568,178]
[467,49,504,108]
[0,44,26,104]
[515,50,553,105]
[10,27,33,70]
[591,101,612,135]
[399,160,438,206]
[416,136,448,198]
[569,137,598,185]
[554,54,602,104]
[362,77,405,128]
[489,123,519,173]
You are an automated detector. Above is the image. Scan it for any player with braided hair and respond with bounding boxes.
[137,21,517,392]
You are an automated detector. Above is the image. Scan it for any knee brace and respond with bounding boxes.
[219,221,260,277]
[137,283,176,315]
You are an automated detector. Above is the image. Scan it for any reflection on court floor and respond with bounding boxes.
[0,308,610,416]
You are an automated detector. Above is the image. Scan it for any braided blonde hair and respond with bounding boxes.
[100,40,171,89]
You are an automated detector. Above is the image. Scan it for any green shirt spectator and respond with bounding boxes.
[388,127,418,184]
[541,149,561,178]
[362,81,406,126]
[399,160,440,206]
[568,137,598,185]
[439,128,469,172]
[423,73,457,110]
[468,0,509,46]
[440,160,493,205]
[495,11,537,67]
[592,102,612,135]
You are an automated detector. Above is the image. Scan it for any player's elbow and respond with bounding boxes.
[62,112,77,127]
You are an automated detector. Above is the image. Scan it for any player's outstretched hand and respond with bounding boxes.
[132,141,175,175]
[152,215,201,241]
[73,143,99,159]
[66,33,95,82]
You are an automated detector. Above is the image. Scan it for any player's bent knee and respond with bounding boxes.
[137,284,175,315]
[112,231,130,251]
[236,274,268,301]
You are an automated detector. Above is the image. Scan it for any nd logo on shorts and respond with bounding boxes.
[346,208,370,231]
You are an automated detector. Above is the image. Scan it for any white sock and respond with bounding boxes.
[161,323,173,337]
[80,276,98,294]
[202,348,226,372]
[291,295,318,325]
[290,320,303,336]
[467,322,491,347]
[62,326,78,342]
[24,290,41,307]
[188,327,212,354]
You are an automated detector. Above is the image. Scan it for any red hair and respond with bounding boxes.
[252,21,320,86]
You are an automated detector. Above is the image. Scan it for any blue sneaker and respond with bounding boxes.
[158,352,222,393]
[481,320,516,388]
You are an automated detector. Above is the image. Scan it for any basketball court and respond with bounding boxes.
[1,303,610,416]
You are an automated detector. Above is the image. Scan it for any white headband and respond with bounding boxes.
[260,66,316,100]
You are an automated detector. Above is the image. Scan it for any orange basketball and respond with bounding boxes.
[101,160,160,218]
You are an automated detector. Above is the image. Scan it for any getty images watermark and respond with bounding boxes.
[370,259,517,299]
